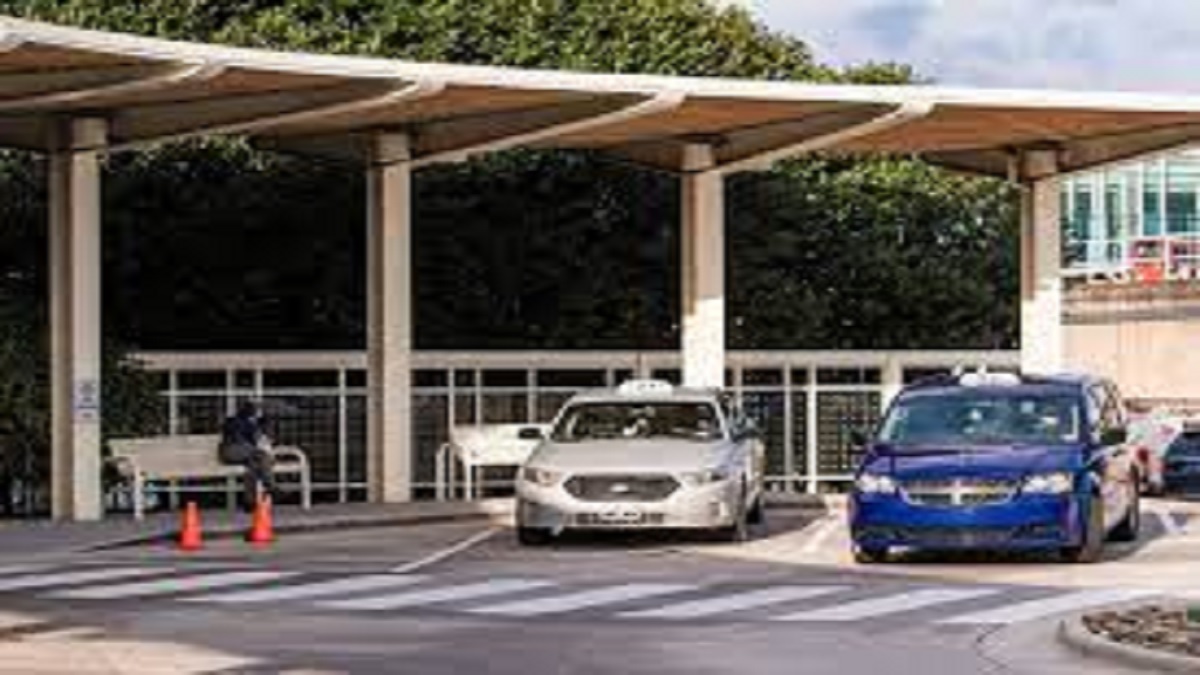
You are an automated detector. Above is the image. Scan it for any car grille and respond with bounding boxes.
[564,474,680,502]
[901,478,1017,507]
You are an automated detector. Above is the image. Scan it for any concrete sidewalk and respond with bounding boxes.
[0,499,515,562]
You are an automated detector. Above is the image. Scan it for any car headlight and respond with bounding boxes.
[1022,472,1075,495]
[521,466,562,487]
[855,473,898,495]
[679,467,733,487]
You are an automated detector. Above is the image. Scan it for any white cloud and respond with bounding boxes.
[746,0,1200,93]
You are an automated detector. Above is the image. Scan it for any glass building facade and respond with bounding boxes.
[1062,151,1200,275]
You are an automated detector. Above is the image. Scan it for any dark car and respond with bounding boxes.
[849,371,1141,564]
[1162,425,1200,495]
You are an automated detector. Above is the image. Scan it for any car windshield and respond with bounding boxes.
[878,391,1083,447]
[551,402,722,442]
[1168,432,1200,458]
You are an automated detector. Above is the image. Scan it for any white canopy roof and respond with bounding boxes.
[4,16,1200,177]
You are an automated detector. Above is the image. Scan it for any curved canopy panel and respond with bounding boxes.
[4,16,1200,176]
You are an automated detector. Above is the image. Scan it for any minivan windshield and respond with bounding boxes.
[878,391,1083,447]
[551,402,722,442]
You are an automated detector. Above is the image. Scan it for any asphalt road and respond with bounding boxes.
[1,504,1195,674]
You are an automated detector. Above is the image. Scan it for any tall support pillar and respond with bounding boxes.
[366,132,413,503]
[50,117,107,521]
[680,144,725,389]
[1019,150,1064,375]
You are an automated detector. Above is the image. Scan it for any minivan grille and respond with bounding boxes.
[564,474,680,502]
[901,478,1016,507]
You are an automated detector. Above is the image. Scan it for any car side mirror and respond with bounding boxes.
[849,429,869,448]
[518,427,544,441]
[736,419,760,441]
[1100,427,1128,446]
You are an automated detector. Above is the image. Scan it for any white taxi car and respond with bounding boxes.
[515,380,766,545]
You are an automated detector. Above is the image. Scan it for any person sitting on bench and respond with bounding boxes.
[219,401,277,510]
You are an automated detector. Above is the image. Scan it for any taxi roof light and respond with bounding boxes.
[958,367,1021,388]
[616,379,675,396]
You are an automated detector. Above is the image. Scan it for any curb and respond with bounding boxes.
[87,493,834,551]
[90,505,513,551]
[1058,615,1200,673]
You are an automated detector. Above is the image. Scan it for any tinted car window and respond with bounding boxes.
[879,391,1082,447]
[552,403,722,442]
[1167,432,1200,458]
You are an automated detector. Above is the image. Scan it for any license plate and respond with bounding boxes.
[597,508,644,524]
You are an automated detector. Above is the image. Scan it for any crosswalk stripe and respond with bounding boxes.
[774,587,999,622]
[319,579,553,611]
[467,583,696,617]
[0,567,164,592]
[937,589,1160,625]
[47,571,297,600]
[0,564,51,577]
[619,586,848,619]
[185,574,429,604]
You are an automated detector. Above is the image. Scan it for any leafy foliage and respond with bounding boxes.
[0,1,1019,511]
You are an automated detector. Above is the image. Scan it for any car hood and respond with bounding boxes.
[528,439,730,474]
[863,443,1084,481]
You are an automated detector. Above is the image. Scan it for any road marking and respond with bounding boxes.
[48,571,296,600]
[319,579,553,611]
[0,564,50,577]
[618,585,848,619]
[0,567,164,592]
[937,589,1160,625]
[1153,509,1184,536]
[185,574,428,604]
[467,583,696,617]
[390,527,499,574]
[775,587,999,622]
[800,516,842,555]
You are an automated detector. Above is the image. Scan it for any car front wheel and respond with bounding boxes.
[1109,482,1141,543]
[1062,497,1105,563]
[516,526,553,547]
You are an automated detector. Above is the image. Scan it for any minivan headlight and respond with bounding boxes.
[855,473,898,494]
[1022,472,1074,495]
[521,466,562,487]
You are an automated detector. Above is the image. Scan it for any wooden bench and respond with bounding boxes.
[107,435,312,519]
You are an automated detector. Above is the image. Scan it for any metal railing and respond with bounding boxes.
[133,349,1020,502]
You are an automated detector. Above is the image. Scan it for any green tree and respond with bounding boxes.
[0,1,1019,513]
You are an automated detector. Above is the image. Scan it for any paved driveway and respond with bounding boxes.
[0,502,1192,673]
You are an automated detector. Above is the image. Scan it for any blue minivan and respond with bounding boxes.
[849,371,1140,564]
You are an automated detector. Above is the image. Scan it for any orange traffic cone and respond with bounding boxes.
[246,494,274,546]
[178,501,203,551]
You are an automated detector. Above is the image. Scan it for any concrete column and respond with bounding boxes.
[366,132,413,503]
[1020,151,1064,375]
[881,356,904,409]
[49,117,107,521]
[680,144,725,389]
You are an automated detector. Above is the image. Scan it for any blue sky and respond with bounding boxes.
[739,0,1200,93]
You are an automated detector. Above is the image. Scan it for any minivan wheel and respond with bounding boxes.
[854,545,889,564]
[516,526,553,547]
[1109,483,1141,543]
[1062,498,1105,564]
